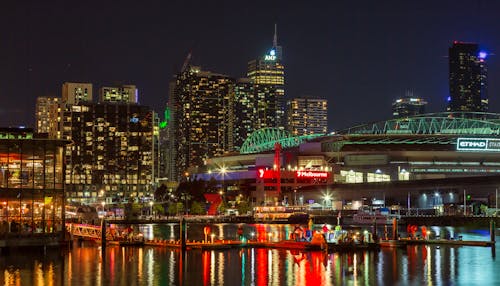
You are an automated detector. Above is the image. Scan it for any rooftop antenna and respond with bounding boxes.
[273,23,278,48]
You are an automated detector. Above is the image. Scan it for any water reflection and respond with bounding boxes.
[0,225,499,285]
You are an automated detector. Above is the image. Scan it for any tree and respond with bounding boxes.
[168,202,184,216]
[153,204,164,216]
[154,183,168,201]
[218,201,229,215]
[190,201,206,215]
[236,200,252,216]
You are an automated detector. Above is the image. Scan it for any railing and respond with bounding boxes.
[65,223,115,240]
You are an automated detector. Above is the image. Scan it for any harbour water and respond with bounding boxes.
[1,223,499,285]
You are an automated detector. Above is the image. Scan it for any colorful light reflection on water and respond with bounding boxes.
[0,224,499,285]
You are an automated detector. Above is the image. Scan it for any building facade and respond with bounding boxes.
[99,85,138,104]
[447,42,488,113]
[62,82,93,105]
[195,112,500,210]
[247,27,285,130]
[392,96,427,118]
[287,97,328,135]
[0,128,70,235]
[62,102,155,204]
[172,67,234,179]
[233,78,256,150]
[35,97,61,136]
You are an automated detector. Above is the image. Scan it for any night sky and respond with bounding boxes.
[1,1,499,131]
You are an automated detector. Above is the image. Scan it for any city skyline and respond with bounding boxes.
[2,1,500,130]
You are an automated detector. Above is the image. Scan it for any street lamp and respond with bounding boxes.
[220,166,227,194]
[101,201,105,218]
[149,201,154,217]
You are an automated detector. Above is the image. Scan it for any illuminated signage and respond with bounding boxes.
[296,171,329,178]
[456,138,500,152]
[264,49,276,61]
[257,168,277,179]
[264,55,276,61]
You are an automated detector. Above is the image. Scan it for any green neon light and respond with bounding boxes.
[240,128,323,154]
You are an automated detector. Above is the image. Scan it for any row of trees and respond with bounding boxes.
[153,178,252,216]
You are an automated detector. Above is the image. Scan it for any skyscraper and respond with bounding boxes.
[172,66,234,179]
[247,25,285,129]
[233,78,256,150]
[392,93,427,118]
[447,41,488,113]
[286,97,328,136]
[62,82,93,105]
[35,96,61,136]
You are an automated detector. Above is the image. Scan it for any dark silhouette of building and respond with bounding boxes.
[447,41,488,114]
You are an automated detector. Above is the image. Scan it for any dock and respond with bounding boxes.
[404,238,495,247]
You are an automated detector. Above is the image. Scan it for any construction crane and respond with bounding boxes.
[180,50,192,73]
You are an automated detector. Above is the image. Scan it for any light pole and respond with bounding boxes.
[220,166,227,196]
[149,201,153,217]
[101,201,105,218]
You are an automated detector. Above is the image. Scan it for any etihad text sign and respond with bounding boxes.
[456,138,500,152]
[296,171,330,178]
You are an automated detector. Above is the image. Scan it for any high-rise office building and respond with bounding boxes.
[233,78,256,150]
[392,93,427,118]
[447,41,488,113]
[99,85,138,103]
[247,25,285,129]
[62,82,93,105]
[172,66,234,179]
[35,96,61,136]
[286,97,328,136]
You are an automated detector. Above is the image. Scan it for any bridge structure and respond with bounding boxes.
[65,223,115,241]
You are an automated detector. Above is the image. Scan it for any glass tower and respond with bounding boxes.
[447,42,488,113]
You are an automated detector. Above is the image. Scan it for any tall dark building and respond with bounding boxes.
[392,93,427,118]
[172,66,233,179]
[447,42,488,113]
[233,78,256,150]
[247,25,285,129]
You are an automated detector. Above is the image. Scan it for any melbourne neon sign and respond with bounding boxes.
[296,171,329,178]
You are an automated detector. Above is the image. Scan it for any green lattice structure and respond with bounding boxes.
[339,112,500,135]
[240,128,324,154]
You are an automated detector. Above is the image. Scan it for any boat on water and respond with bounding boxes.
[253,206,309,223]
[379,239,407,248]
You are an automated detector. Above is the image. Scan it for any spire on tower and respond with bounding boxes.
[273,23,278,48]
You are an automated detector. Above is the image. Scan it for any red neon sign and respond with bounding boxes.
[296,171,329,178]
[257,168,277,179]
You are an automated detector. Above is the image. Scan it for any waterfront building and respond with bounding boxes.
[171,66,234,179]
[286,97,328,136]
[447,41,488,113]
[99,85,138,104]
[62,101,155,204]
[35,97,61,137]
[62,82,93,105]
[195,112,500,209]
[392,94,427,118]
[0,127,70,235]
[247,26,285,129]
